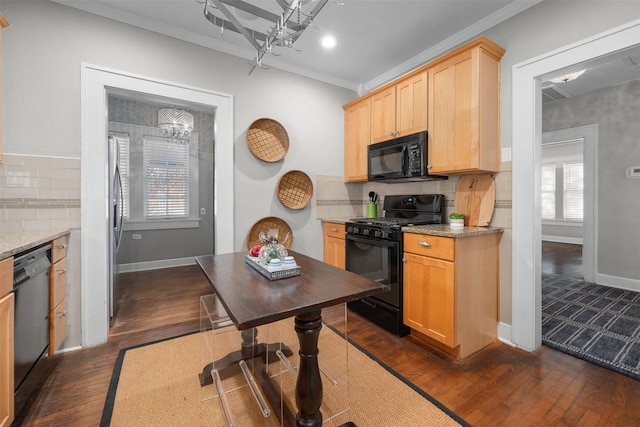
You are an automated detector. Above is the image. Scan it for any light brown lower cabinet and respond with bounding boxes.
[0,256,14,427]
[49,235,68,355]
[403,231,500,358]
[323,222,346,269]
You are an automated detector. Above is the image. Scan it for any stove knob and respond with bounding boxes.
[363,228,370,236]
[347,226,353,233]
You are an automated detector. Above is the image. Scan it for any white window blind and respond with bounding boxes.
[115,136,130,219]
[143,137,189,219]
[541,163,556,220]
[563,161,583,221]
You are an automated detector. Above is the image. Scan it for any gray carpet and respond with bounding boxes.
[542,273,640,380]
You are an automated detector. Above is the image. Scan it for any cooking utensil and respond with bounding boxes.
[369,191,378,203]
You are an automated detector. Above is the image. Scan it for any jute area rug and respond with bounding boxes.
[101,317,467,427]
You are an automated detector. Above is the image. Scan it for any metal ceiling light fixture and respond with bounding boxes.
[550,69,587,84]
[201,0,334,74]
[157,108,194,140]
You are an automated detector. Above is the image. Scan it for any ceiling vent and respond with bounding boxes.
[542,84,571,103]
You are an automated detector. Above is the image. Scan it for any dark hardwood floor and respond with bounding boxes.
[15,262,640,426]
[542,241,583,279]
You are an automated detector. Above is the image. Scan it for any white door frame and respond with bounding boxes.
[80,64,234,347]
[511,20,640,352]
[542,124,598,283]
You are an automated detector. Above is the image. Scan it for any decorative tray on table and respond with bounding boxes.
[244,255,301,281]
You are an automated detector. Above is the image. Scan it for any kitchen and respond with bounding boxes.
[1,0,639,426]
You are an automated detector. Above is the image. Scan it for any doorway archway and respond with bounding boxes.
[511,20,640,351]
[80,65,234,347]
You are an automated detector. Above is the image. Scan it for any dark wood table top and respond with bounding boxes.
[196,251,388,330]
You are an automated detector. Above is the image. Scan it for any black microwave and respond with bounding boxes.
[367,131,446,182]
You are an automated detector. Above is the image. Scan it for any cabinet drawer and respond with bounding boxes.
[403,233,454,261]
[50,298,67,354]
[51,235,68,264]
[50,259,67,310]
[323,223,345,239]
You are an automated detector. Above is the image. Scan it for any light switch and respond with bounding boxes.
[200,207,206,215]
[132,234,142,240]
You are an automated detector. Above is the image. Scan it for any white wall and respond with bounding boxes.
[2,0,355,260]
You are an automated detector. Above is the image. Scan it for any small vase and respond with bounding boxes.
[258,242,288,264]
[450,218,465,229]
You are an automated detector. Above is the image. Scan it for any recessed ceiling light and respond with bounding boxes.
[321,36,336,49]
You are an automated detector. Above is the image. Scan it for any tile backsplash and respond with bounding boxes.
[0,154,81,231]
[316,163,512,229]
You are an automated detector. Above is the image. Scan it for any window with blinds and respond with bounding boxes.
[143,137,189,219]
[541,163,556,220]
[563,161,584,221]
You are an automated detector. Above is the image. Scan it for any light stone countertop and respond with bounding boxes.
[320,218,502,238]
[320,218,351,225]
[402,224,503,238]
[0,229,71,260]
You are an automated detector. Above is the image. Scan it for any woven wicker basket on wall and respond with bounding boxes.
[277,170,313,210]
[246,216,294,250]
[246,118,289,162]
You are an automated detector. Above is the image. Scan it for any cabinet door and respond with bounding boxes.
[403,252,455,347]
[370,86,396,143]
[395,71,428,138]
[50,258,67,310]
[428,50,474,174]
[0,292,14,427]
[323,223,345,269]
[344,98,371,182]
[323,236,345,269]
[50,299,67,354]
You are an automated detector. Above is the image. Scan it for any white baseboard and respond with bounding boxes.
[541,235,583,245]
[596,273,640,293]
[497,322,515,347]
[118,256,200,273]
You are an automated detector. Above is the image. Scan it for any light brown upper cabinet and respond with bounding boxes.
[343,97,371,182]
[371,71,428,144]
[427,37,505,175]
[0,14,9,164]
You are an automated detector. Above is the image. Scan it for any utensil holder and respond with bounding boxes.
[366,203,377,218]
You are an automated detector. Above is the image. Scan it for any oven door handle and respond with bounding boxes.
[346,234,398,248]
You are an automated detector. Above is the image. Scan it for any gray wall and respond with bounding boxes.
[1,0,355,261]
[543,80,640,281]
[108,96,215,265]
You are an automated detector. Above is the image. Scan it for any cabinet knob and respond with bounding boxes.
[330,227,338,232]
[57,310,67,317]
[402,258,407,263]
[55,244,68,249]
[57,269,67,274]
[417,241,431,247]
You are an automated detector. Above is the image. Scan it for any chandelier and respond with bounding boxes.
[157,108,194,140]
[201,0,331,74]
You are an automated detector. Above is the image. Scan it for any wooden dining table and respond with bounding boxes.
[196,251,388,427]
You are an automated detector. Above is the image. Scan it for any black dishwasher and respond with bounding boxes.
[13,243,51,416]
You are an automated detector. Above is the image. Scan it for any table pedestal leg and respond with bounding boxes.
[295,309,323,427]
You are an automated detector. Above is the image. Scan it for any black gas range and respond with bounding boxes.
[345,194,444,336]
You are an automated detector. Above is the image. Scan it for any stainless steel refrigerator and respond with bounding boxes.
[108,135,124,324]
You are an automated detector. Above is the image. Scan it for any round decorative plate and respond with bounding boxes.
[246,216,294,250]
[246,118,289,162]
[277,170,313,210]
